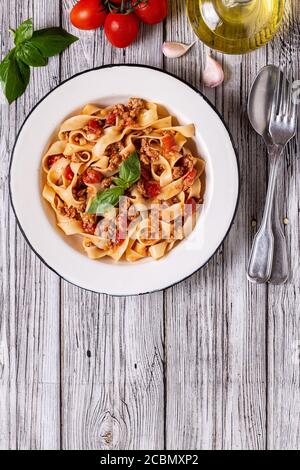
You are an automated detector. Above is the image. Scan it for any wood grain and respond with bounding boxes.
[0,0,61,450]
[164,0,267,450]
[1,0,300,451]
[60,0,164,450]
[267,0,300,450]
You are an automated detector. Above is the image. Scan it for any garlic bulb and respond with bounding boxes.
[202,55,224,88]
[162,41,196,59]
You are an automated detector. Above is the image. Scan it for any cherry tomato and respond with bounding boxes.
[144,180,161,198]
[82,168,103,185]
[134,0,168,25]
[47,154,62,168]
[87,119,103,135]
[184,168,197,187]
[105,111,116,126]
[104,13,139,48]
[162,134,178,153]
[64,165,74,181]
[70,0,107,30]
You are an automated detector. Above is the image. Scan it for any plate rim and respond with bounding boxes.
[9,63,240,297]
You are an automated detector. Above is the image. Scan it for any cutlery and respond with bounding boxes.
[247,65,298,284]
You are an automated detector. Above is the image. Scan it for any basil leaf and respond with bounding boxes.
[16,56,30,87]
[30,28,78,57]
[88,187,125,215]
[14,19,33,45]
[112,176,128,189]
[17,42,48,67]
[0,50,30,104]
[1,21,78,104]
[119,151,141,186]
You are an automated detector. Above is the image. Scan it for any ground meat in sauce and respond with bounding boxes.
[127,98,145,117]
[81,213,97,235]
[72,185,87,207]
[81,213,96,225]
[140,138,160,161]
[182,155,194,171]
[140,153,151,166]
[106,98,146,129]
[105,141,127,170]
[173,155,194,180]
[106,141,125,155]
[109,154,122,171]
[136,179,148,198]
[99,177,112,190]
[59,204,81,220]
[172,166,185,179]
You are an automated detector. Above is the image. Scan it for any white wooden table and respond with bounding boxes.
[1,0,300,450]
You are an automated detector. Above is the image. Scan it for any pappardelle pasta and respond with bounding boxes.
[42,98,205,261]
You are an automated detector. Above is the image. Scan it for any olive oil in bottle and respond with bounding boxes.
[187,0,285,54]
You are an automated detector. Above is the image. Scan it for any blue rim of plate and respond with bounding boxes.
[9,64,240,297]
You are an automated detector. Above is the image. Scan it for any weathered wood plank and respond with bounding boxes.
[60,0,164,450]
[1,0,300,451]
[215,47,268,449]
[164,0,267,449]
[0,0,61,450]
[0,0,17,450]
[164,1,219,450]
[267,1,300,450]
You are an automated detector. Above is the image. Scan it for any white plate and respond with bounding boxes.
[9,65,239,296]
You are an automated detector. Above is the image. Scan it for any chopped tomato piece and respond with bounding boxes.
[185,168,197,187]
[47,154,63,168]
[162,134,178,153]
[83,222,97,235]
[82,168,103,185]
[64,164,74,181]
[106,112,116,126]
[144,180,161,198]
[87,119,102,135]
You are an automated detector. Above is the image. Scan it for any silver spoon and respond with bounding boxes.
[247,65,291,284]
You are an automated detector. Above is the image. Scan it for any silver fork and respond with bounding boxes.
[247,67,298,284]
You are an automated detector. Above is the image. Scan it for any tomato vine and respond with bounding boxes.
[103,0,148,14]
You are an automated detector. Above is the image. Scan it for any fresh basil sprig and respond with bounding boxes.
[88,152,141,215]
[113,151,141,188]
[88,186,125,216]
[0,19,78,104]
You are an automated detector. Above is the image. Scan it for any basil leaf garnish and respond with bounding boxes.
[17,42,48,67]
[30,28,79,57]
[0,50,30,104]
[14,19,33,46]
[88,152,142,215]
[112,176,128,189]
[119,151,141,186]
[88,187,125,215]
[0,20,78,104]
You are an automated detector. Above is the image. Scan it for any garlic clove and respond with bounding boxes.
[202,55,224,88]
[162,41,196,59]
